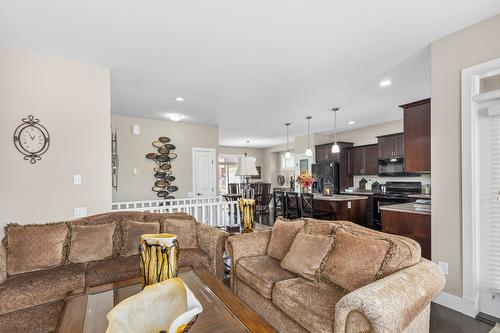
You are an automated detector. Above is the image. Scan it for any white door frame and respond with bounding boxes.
[192,147,216,197]
[461,57,500,317]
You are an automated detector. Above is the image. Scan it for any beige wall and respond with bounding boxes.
[0,49,111,233]
[112,115,218,201]
[218,146,267,183]
[431,13,500,297]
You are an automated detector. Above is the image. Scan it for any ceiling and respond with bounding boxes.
[1,1,500,148]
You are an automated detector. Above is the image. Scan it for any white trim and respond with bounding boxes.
[461,56,500,318]
[192,147,217,198]
[432,292,479,317]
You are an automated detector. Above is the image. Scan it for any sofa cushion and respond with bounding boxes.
[0,300,65,333]
[266,218,305,261]
[321,227,391,291]
[5,223,68,276]
[86,255,141,286]
[0,264,85,315]
[178,248,209,270]
[236,255,296,299]
[273,277,346,333]
[304,218,339,236]
[68,224,116,263]
[336,221,421,277]
[281,231,333,281]
[122,220,160,256]
[161,218,197,249]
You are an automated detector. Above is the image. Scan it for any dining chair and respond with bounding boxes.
[285,192,300,219]
[228,183,240,194]
[300,193,332,219]
[273,190,285,221]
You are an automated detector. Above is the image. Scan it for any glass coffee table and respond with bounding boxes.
[57,268,277,333]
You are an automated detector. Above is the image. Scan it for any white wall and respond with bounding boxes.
[431,13,500,297]
[112,115,218,202]
[0,49,111,233]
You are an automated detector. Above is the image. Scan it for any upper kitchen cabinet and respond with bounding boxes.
[315,142,353,163]
[348,144,378,175]
[400,99,431,173]
[377,133,404,159]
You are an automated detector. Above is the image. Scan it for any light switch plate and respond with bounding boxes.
[73,174,81,185]
[74,207,87,218]
[347,201,352,209]
[132,167,139,175]
[438,261,448,275]
[132,124,140,135]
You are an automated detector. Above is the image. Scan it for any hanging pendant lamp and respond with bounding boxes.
[285,123,291,159]
[305,116,313,157]
[331,107,340,153]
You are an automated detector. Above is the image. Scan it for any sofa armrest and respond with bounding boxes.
[196,223,229,280]
[334,259,445,333]
[0,243,6,283]
[225,230,272,290]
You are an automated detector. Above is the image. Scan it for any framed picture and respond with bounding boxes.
[251,166,262,179]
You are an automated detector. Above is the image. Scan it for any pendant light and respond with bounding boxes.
[331,107,340,153]
[285,123,291,159]
[305,116,313,156]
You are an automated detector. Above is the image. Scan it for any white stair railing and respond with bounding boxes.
[111,196,240,228]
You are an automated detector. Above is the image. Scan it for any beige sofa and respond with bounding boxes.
[0,211,228,333]
[226,217,445,333]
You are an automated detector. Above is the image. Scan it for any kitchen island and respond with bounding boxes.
[380,203,431,260]
[313,194,368,226]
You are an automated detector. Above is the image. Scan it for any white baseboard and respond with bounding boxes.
[432,292,478,318]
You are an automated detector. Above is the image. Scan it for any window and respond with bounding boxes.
[218,155,243,194]
[281,154,294,170]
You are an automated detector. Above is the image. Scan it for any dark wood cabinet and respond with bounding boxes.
[377,133,404,159]
[382,210,431,260]
[314,198,367,226]
[400,99,431,172]
[347,144,378,175]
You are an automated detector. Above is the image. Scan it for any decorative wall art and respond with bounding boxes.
[145,137,177,198]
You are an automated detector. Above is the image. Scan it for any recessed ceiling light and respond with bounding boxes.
[379,80,392,87]
[348,121,355,125]
[175,96,185,102]
[167,113,185,122]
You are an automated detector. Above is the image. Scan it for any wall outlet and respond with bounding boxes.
[347,201,352,209]
[438,261,448,275]
[132,167,139,175]
[74,207,87,218]
[73,174,82,185]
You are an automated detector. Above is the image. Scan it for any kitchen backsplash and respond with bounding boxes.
[352,174,431,190]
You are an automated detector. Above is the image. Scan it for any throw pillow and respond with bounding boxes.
[122,220,160,256]
[5,223,68,275]
[304,219,339,236]
[281,231,333,281]
[161,218,197,249]
[68,224,116,263]
[320,227,391,291]
[266,218,305,261]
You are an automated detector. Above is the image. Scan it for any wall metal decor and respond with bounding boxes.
[146,137,177,198]
[13,115,50,164]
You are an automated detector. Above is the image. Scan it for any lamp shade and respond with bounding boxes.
[235,156,258,176]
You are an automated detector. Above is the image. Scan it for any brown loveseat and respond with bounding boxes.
[226,217,445,333]
[0,211,229,333]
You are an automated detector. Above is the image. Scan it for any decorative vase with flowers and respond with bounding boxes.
[296,172,313,193]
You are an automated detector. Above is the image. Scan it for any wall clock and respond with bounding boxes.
[13,115,50,164]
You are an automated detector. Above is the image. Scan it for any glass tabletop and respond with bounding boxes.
[82,270,250,333]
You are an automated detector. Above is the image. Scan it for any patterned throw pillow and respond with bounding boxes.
[266,218,305,261]
[68,224,116,263]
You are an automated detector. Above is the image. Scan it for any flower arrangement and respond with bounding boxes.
[296,171,313,190]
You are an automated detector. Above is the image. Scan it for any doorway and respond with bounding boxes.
[192,148,216,197]
[462,58,500,320]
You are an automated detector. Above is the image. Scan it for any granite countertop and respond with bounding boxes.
[380,202,431,216]
[314,194,368,201]
[408,194,432,199]
[341,190,374,195]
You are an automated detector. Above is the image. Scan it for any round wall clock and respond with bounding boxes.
[13,115,50,164]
